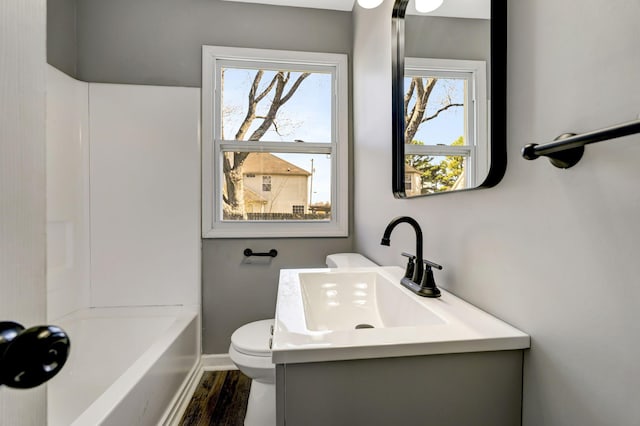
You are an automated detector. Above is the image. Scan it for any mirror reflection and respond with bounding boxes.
[392,0,505,197]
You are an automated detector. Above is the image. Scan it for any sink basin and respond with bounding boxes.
[273,266,529,364]
[299,271,444,331]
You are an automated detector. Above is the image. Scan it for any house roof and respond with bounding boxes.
[244,186,267,203]
[243,153,311,176]
[405,164,421,174]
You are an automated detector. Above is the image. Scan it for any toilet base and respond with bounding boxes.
[244,380,275,426]
[244,380,276,426]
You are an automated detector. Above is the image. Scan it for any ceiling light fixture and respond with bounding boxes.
[357,0,384,9]
[415,0,444,13]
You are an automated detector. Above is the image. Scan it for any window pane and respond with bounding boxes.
[405,154,466,195]
[221,67,332,143]
[404,76,467,146]
[222,152,332,221]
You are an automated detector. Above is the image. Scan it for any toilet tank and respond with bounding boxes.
[325,253,377,268]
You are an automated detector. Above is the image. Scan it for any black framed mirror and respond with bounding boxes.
[392,0,506,197]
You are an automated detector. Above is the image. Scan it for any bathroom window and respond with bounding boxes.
[202,46,348,238]
[404,58,487,194]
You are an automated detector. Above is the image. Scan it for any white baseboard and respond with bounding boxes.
[202,353,236,371]
[161,354,236,425]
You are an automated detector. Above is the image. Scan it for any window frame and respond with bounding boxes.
[404,57,488,190]
[202,46,349,238]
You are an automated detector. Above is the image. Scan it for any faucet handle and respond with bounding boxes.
[422,258,443,270]
[419,259,442,298]
[401,252,416,279]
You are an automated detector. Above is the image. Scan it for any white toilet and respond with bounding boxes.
[229,319,276,426]
[228,253,376,426]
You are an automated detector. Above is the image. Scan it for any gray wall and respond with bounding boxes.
[75,0,352,86]
[47,0,78,77]
[203,238,351,353]
[354,1,640,425]
[405,15,490,88]
[405,15,489,60]
[53,0,353,353]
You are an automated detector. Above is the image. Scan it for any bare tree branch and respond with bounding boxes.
[404,77,447,144]
[234,70,263,140]
[248,72,309,141]
[281,72,310,104]
[421,103,464,123]
[254,72,279,103]
[404,79,416,124]
[404,77,427,143]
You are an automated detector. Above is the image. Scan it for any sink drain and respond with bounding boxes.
[355,324,374,329]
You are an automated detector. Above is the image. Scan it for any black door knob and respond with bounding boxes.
[0,322,26,355]
[0,321,70,389]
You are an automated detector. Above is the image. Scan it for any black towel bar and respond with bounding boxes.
[522,118,640,168]
[243,248,278,258]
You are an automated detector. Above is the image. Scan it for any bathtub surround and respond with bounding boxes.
[87,83,200,307]
[353,1,640,425]
[46,66,201,314]
[46,67,90,319]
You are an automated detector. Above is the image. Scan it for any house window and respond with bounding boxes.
[404,174,412,191]
[404,58,487,194]
[262,176,272,192]
[202,46,348,238]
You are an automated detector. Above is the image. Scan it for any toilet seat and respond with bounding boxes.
[229,344,274,371]
[230,319,273,357]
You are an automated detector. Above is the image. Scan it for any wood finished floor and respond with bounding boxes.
[180,370,251,426]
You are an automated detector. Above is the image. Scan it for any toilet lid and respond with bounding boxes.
[231,319,274,357]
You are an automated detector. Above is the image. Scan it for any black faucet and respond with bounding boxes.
[381,216,442,298]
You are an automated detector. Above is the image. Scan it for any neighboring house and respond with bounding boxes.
[242,153,311,215]
[404,164,422,197]
[309,202,331,217]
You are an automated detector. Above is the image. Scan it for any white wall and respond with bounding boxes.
[0,1,47,423]
[353,1,640,425]
[46,66,90,320]
[89,84,201,308]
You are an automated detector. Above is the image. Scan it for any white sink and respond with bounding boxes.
[273,266,530,364]
[299,271,444,331]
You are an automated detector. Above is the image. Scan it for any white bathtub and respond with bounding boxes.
[48,306,199,426]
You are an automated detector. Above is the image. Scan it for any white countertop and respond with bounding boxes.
[272,266,530,364]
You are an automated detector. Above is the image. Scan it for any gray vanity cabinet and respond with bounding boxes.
[276,349,523,426]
